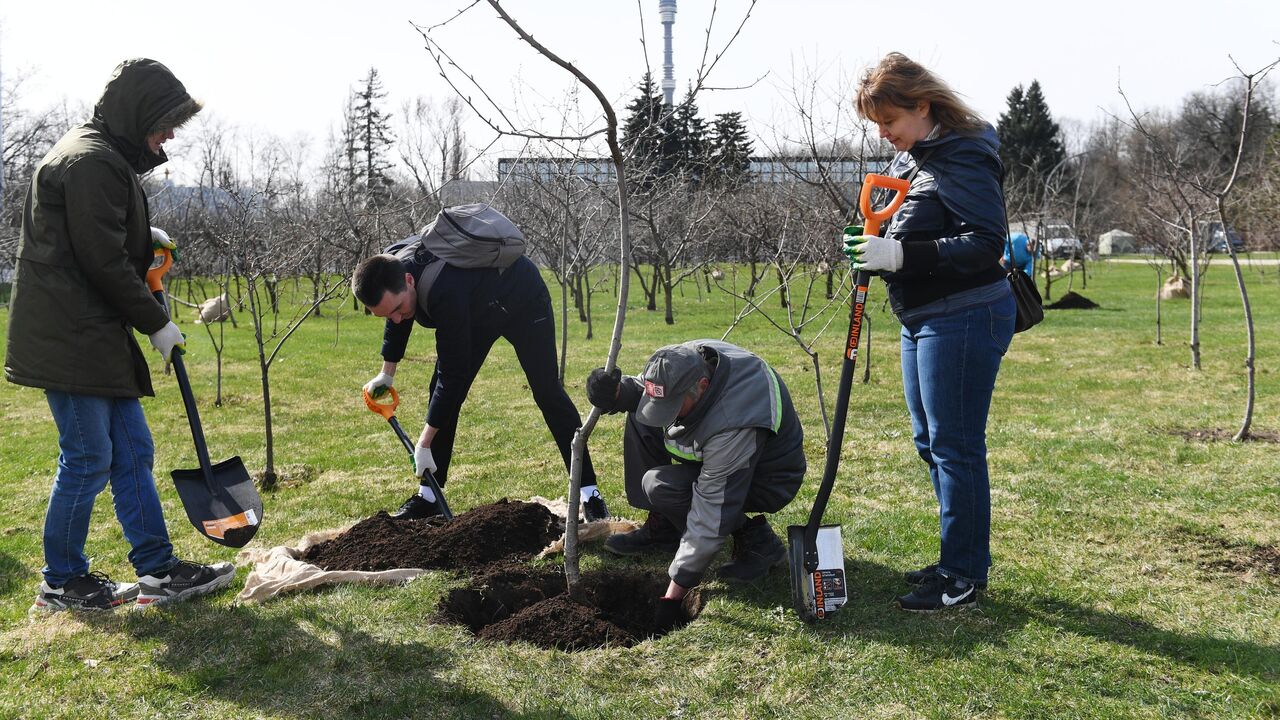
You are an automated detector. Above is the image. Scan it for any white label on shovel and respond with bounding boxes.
[811,526,847,617]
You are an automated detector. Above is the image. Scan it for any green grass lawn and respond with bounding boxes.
[1,260,1277,719]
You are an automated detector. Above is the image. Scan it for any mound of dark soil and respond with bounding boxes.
[303,499,562,572]
[1045,291,1099,310]
[303,499,705,650]
[438,564,704,650]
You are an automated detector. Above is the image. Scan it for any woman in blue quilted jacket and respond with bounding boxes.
[843,52,1016,612]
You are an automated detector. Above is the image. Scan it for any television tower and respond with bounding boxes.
[659,0,677,106]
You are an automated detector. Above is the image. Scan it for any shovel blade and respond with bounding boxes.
[786,524,848,622]
[171,456,263,548]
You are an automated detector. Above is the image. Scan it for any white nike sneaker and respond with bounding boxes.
[895,573,979,613]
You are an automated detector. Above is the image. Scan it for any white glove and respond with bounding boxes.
[150,226,175,250]
[363,371,394,397]
[844,234,904,273]
[148,321,185,360]
[413,444,437,477]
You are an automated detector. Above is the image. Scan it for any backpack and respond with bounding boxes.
[386,203,526,318]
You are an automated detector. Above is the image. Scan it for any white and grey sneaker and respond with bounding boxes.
[136,559,235,608]
[31,572,138,612]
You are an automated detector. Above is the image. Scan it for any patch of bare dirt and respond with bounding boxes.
[1169,428,1280,443]
[1172,529,1280,581]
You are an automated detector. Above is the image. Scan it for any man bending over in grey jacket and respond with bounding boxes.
[586,340,806,632]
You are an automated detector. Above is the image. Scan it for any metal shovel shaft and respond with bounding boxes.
[152,291,215,490]
[801,270,869,571]
[387,416,453,520]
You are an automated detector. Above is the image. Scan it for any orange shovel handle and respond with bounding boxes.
[146,246,174,293]
[858,173,912,237]
[363,386,400,420]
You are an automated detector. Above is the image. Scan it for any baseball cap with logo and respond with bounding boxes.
[635,343,709,427]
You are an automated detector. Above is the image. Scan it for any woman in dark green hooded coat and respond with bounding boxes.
[6,59,235,611]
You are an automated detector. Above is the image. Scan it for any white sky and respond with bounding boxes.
[3,0,1279,181]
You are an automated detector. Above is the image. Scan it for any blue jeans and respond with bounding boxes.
[43,391,176,586]
[900,291,1015,584]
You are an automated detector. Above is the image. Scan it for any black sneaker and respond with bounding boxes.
[718,516,787,583]
[895,574,979,613]
[604,512,680,556]
[583,493,611,523]
[136,559,235,608]
[904,563,939,586]
[32,572,138,612]
[390,493,443,520]
[905,563,987,590]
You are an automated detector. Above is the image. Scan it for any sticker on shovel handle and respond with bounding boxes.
[201,509,260,540]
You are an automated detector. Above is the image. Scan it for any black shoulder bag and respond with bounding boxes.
[1005,235,1043,333]
[998,192,1043,332]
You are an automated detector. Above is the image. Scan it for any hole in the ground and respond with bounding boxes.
[438,565,705,650]
[301,499,707,650]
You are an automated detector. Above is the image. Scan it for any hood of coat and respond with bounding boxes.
[92,58,201,173]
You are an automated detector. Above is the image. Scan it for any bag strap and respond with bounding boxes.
[994,162,1017,269]
[903,147,935,185]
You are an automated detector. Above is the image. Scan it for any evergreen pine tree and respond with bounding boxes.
[708,111,754,188]
[672,87,709,185]
[352,67,396,206]
[621,74,669,186]
[997,80,1065,204]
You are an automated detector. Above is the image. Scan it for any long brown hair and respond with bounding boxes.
[856,52,984,133]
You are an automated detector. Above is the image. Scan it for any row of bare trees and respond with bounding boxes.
[3,5,1277,579]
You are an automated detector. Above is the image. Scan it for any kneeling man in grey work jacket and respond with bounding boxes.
[586,340,806,632]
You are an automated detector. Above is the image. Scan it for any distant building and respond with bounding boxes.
[498,157,618,184]
[497,155,892,184]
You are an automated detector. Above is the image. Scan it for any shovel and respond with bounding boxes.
[146,247,263,548]
[362,387,453,519]
[788,172,911,622]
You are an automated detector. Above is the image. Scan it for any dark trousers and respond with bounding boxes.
[622,413,796,535]
[427,293,595,488]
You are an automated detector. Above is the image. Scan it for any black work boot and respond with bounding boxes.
[718,516,786,583]
[604,512,680,556]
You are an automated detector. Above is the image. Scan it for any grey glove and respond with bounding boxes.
[148,322,185,360]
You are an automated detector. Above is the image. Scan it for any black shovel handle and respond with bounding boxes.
[152,290,216,490]
[387,416,453,519]
[801,269,870,571]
